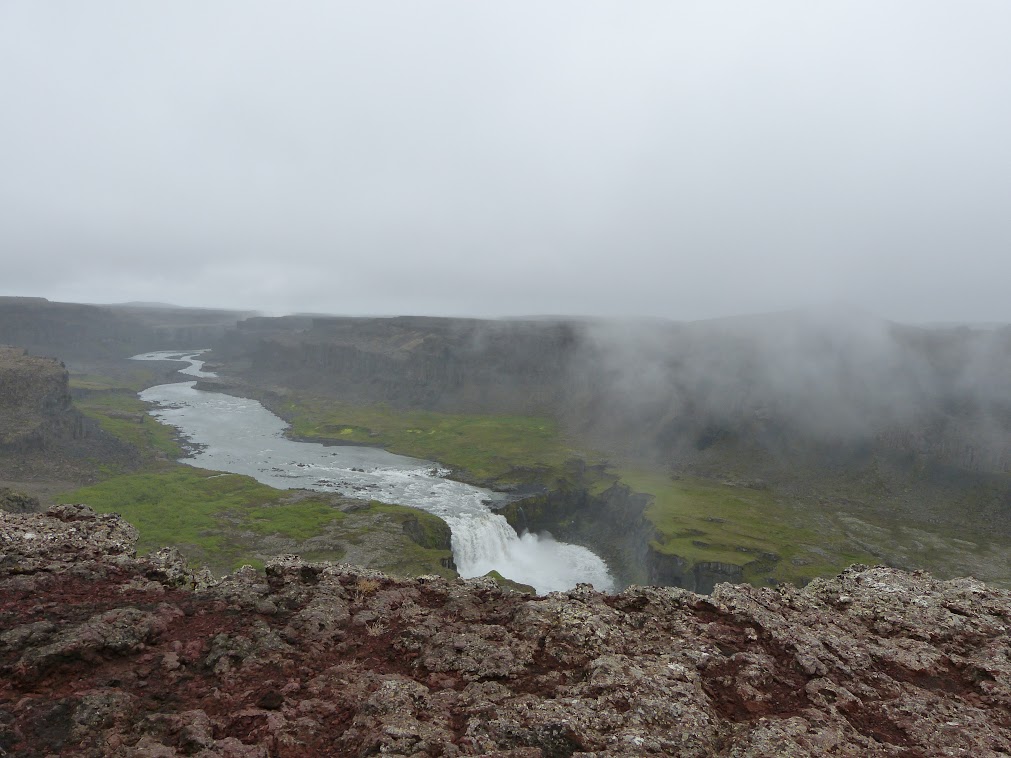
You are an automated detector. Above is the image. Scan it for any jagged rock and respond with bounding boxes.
[1,508,1010,756]
[0,487,39,514]
[0,345,141,481]
[0,346,82,451]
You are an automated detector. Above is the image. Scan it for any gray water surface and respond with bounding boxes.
[132,350,615,593]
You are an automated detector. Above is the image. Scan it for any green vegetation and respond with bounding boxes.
[69,365,165,393]
[57,468,307,561]
[352,503,456,578]
[57,467,455,578]
[620,470,878,586]
[58,371,459,579]
[275,395,881,586]
[68,369,995,591]
[278,394,601,486]
[76,389,183,465]
[482,570,536,594]
[245,499,346,540]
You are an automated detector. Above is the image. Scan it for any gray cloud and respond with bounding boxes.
[1,2,1009,322]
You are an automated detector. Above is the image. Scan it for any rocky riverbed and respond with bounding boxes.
[2,505,1010,756]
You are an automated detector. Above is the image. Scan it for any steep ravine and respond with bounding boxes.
[501,481,746,593]
[201,376,755,593]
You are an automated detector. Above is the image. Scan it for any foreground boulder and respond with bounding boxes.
[1,506,1009,756]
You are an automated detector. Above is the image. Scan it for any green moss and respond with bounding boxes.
[57,468,455,578]
[621,470,878,586]
[279,395,601,487]
[76,390,182,463]
[245,500,346,540]
[56,468,281,562]
[69,370,158,392]
[365,503,456,578]
[482,570,536,594]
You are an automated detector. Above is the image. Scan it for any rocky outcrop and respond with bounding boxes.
[0,488,40,514]
[2,505,1010,756]
[0,346,142,484]
[219,316,581,414]
[0,346,85,453]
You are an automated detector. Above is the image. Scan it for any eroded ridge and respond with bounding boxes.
[1,505,1009,756]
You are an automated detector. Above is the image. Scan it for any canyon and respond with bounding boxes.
[1,298,1009,591]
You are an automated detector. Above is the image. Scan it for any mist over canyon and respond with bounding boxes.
[2,296,1010,754]
[3,5,1010,752]
[3,296,1008,587]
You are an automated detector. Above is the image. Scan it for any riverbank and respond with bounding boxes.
[225,381,1011,591]
[98,352,612,593]
[57,467,457,577]
[63,352,1011,593]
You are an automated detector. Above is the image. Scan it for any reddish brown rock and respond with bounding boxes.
[1,505,1009,756]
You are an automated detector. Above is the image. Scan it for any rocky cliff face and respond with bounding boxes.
[218,313,1011,477]
[221,316,580,414]
[0,346,84,453]
[0,297,250,364]
[0,346,138,485]
[3,505,1009,757]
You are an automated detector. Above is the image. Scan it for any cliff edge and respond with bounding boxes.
[0,346,82,452]
[0,346,139,488]
[1,506,1009,756]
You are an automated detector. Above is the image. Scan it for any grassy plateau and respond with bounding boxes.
[277,394,599,486]
[58,467,455,577]
[619,470,877,586]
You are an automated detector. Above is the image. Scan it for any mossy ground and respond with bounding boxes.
[278,394,601,487]
[271,395,892,585]
[69,368,162,393]
[619,470,878,586]
[64,368,1008,589]
[57,468,334,569]
[75,389,183,466]
[57,467,455,578]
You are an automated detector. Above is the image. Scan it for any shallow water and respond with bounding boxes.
[132,350,614,593]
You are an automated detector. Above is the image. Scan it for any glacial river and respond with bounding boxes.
[131,350,614,594]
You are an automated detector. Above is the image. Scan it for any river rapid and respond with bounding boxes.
[131,350,614,594]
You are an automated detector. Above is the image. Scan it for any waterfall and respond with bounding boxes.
[132,350,615,593]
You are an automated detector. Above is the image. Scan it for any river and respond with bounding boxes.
[131,350,614,594]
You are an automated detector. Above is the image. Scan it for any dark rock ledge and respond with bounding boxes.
[1,505,1009,756]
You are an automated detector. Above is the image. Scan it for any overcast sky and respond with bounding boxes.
[1,2,1009,322]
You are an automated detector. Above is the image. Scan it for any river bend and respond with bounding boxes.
[131,350,614,593]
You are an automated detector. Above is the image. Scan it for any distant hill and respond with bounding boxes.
[0,297,252,362]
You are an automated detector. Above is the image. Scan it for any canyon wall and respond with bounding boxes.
[218,312,1011,536]
[0,346,85,453]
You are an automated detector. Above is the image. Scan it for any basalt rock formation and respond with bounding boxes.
[0,297,251,363]
[2,505,1009,756]
[0,346,84,452]
[214,311,1011,490]
[217,315,578,414]
[0,346,136,484]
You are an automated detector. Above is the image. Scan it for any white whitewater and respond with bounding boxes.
[132,350,615,594]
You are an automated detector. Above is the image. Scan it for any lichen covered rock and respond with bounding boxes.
[1,506,1009,755]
